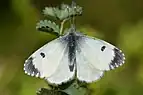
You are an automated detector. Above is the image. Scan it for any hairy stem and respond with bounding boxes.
[59,18,69,35]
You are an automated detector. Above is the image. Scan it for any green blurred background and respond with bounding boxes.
[0,0,143,95]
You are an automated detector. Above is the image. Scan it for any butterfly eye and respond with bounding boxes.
[40,52,45,58]
[101,46,106,51]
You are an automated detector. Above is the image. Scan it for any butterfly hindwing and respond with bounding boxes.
[45,49,75,84]
[24,37,75,84]
[76,48,104,82]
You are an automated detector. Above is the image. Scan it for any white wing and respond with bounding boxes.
[24,37,75,84]
[76,35,125,71]
[76,35,125,82]
[76,49,104,82]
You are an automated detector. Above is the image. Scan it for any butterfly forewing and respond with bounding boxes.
[24,37,75,84]
[76,35,125,71]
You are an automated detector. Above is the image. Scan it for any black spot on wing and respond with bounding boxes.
[24,57,40,77]
[40,52,45,58]
[101,46,106,51]
[109,48,125,69]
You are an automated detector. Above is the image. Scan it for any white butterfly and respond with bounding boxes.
[24,26,125,85]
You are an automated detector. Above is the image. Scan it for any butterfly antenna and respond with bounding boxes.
[70,0,76,31]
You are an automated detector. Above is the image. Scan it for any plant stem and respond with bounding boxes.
[59,18,69,35]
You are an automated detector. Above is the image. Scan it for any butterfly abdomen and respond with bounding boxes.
[67,33,77,72]
[61,32,80,72]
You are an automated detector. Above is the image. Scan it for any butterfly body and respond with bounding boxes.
[62,32,77,72]
[24,26,125,84]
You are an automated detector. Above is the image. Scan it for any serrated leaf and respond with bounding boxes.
[43,7,56,18]
[36,88,69,95]
[36,20,60,36]
[63,82,87,95]
[43,3,83,20]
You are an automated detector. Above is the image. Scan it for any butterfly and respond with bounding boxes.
[24,24,125,85]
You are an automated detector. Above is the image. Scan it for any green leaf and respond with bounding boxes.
[43,7,58,19]
[63,82,88,95]
[36,88,69,95]
[43,3,82,20]
[36,20,60,36]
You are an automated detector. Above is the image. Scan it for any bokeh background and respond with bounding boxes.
[0,0,143,95]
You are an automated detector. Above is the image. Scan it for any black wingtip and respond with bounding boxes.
[109,48,125,69]
[24,57,40,77]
